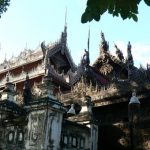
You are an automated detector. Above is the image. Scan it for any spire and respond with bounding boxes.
[4,53,7,62]
[64,8,67,37]
[100,31,109,54]
[61,9,67,48]
[87,26,90,52]
[127,41,134,80]
[114,43,124,61]
[127,41,134,66]
[25,42,28,50]
[81,27,90,67]
[61,8,68,51]
[65,7,67,28]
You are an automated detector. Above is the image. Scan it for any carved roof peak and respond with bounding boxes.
[100,31,109,54]
[127,41,134,67]
[114,43,124,62]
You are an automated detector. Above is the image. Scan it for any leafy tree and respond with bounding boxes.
[0,0,10,18]
[81,0,150,23]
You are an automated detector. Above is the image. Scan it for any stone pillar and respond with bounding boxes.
[85,95,98,150]
[25,75,65,150]
[85,96,93,121]
[41,76,56,100]
[25,97,65,150]
[1,82,16,102]
[128,92,140,150]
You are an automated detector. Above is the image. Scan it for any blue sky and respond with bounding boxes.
[0,0,150,67]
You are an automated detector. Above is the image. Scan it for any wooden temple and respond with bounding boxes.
[0,26,150,150]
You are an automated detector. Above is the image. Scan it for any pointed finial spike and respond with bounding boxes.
[87,26,90,52]
[26,72,29,80]
[6,72,9,82]
[65,7,67,27]
[5,53,7,61]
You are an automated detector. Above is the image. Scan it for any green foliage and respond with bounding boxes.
[0,0,10,18]
[81,0,150,23]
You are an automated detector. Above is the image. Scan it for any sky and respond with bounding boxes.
[0,0,150,68]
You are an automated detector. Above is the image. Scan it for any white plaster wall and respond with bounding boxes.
[50,112,63,149]
[44,110,63,150]
[25,109,47,150]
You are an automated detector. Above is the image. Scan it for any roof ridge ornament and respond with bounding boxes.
[100,31,109,54]
[61,9,68,49]
[65,7,67,28]
[81,49,90,67]
[41,41,48,75]
[114,43,124,62]
[127,41,134,66]
[127,41,134,80]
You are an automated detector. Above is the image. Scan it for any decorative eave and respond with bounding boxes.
[47,42,76,72]
[93,52,128,76]
[69,63,109,86]
[61,78,150,108]
[93,52,127,68]
[47,65,71,89]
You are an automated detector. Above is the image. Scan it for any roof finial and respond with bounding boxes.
[4,53,7,62]
[61,8,68,47]
[63,7,67,35]
[25,42,28,50]
[65,7,67,27]
[127,41,134,66]
[100,31,109,54]
[127,41,134,80]
[114,43,124,62]
[81,49,90,67]
[87,26,90,53]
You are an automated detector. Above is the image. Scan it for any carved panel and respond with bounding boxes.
[29,112,45,146]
